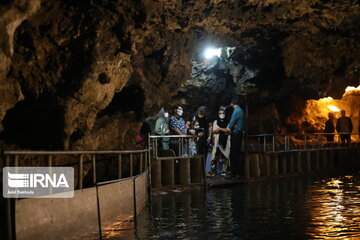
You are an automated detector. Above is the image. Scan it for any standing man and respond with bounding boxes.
[226,96,245,178]
[336,110,353,144]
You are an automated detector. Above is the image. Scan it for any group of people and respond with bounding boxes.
[324,110,353,144]
[154,96,245,179]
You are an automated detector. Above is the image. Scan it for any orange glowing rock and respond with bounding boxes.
[343,85,360,97]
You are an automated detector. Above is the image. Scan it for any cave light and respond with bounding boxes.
[343,85,360,97]
[204,47,221,59]
[319,97,333,101]
[327,105,340,112]
[344,85,360,92]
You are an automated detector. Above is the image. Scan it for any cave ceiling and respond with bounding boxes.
[0,0,359,149]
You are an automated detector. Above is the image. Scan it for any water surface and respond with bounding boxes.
[104,174,360,240]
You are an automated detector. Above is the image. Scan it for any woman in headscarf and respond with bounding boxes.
[154,107,170,150]
[209,106,231,176]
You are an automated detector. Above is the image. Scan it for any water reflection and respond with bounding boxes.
[104,174,360,240]
[306,176,360,239]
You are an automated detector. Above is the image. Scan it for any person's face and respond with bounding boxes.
[198,109,205,118]
[341,110,345,117]
[176,107,183,117]
[219,110,225,119]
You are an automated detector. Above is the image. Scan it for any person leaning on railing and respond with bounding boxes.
[154,107,170,150]
[169,104,187,156]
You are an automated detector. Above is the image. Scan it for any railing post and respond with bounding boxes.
[92,154,96,185]
[118,154,122,179]
[48,155,53,195]
[304,135,307,150]
[140,152,143,173]
[272,136,275,152]
[5,155,13,240]
[130,153,133,177]
[263,136,266,152]
[79,155,84,190]
[179,137,182,156]
[155,138,158,158]
[48,155,53,167]
[14,155,19,167]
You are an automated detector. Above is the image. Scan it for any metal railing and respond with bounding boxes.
[3,149,150,190]
[247,132,360,153]
[149,135,204,160]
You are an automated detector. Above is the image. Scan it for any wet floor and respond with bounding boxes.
[104,173,360,240]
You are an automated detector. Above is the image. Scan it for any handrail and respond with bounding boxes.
[149,135,203,159]
[149,135,198,139]
[3,149,149,155]
[246,132,360,153]
[3,148,151,190]
[248,132,360,137]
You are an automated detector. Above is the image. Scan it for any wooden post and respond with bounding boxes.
[249,153,260,177]
[162,159,175,187]
[281,153,287,175]
[289,152,295,174]
[270,153,279,176]
[244,153,250,179]
[151,159,162,188]
[190,156,202,183]
[179,158,190,185]
[295,152,302,173]
[306,151,311,172]
[315,151,320,170]
[263,153,271,177]
[321,150,327,169]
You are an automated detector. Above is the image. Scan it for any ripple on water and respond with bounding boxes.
[104,174,360,240]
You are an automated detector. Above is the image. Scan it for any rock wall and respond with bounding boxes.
[0,0,359,150]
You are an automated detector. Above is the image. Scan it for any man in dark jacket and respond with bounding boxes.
[336,110,353,144]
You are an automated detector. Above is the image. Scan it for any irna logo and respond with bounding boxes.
[8,172,69,188]
[3,167,74,198]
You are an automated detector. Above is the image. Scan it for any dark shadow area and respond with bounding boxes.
[0,96,65,149]
[98,84,145,120]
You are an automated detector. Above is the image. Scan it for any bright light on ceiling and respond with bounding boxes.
[204,48,221,59]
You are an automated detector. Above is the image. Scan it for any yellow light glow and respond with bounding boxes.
[327,105,340,112]
[343,85,360,97]
[345,85,360,92]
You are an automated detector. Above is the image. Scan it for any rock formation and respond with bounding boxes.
[0,0,359,150]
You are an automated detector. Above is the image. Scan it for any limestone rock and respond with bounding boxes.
[0,0,359,150]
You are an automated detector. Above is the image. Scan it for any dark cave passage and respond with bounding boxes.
[98,84,145,120]
[0,96,65,149]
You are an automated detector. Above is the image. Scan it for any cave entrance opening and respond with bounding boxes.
[179,46,238,119]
